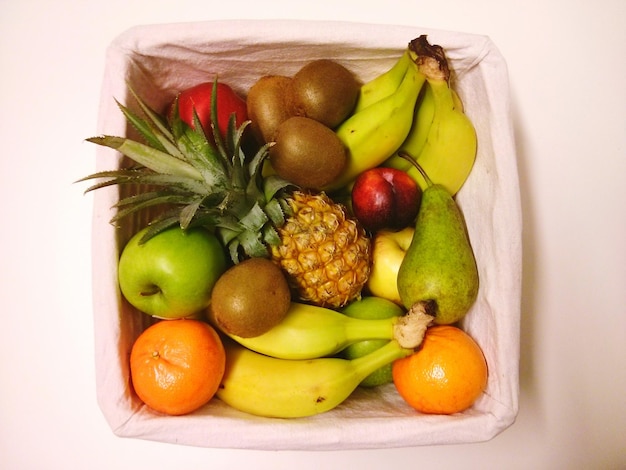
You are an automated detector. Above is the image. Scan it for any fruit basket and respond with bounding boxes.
[90,19,521,450]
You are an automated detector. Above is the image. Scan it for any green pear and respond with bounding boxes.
[396,154,479,325]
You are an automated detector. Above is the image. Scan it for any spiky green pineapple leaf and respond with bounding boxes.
[111,193,199,224]
[227,136,248,191]
[263,198,287,227]
[78,168,208,195]
[226,239,241,264]
[138,215,183,244]
[184,210,220,230]
[86,136,202,180]
[230,115,248,167]
[116,95,186,162]
[262,224,281,246]
[126,84,185,160]
[175,121,229,189]
[75,168,143,191]
[113,190,193,208]
[114,100,168,154]
[135,205,222,245]
[215,219,242,246]
[239,202,269,232]
[209,77,229,162]
[237,229,270,259]
[78,173,145,194]
[262,174,294,203]
[247,142,273,178]
[179,199,203,229]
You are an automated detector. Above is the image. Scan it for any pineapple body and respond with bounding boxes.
[271,191,371,308]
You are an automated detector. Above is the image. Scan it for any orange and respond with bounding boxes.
[130,319,225,415]
[392,325,488,415]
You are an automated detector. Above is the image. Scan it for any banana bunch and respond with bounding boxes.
[213,301,434,418]
[323,52,426,192]
[384,36,477,196]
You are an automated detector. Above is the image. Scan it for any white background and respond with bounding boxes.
[1,1,625,468]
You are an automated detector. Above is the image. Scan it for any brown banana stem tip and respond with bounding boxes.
[409,35,450,83]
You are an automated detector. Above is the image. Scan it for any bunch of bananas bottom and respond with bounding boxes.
[215,302,433,418]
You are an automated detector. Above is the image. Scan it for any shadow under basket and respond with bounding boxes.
[90,19,522,450]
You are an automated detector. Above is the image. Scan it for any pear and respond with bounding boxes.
[396,153,479,325]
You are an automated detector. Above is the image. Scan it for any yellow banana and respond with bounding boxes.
[324,58,425,192]
[397,36,477,196]
[384,81,436,173]
[352,50,411,113]
[386,84,467,170]
[452,87,465,112]
[216,338,412,418]
[220,299,432,360]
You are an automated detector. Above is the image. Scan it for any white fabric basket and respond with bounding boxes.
[90,19,522,450]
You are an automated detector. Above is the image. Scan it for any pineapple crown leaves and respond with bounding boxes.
[78,78,295,263]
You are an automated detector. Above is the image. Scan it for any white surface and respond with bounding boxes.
[1,0,624,468]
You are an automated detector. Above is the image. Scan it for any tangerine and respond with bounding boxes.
[392,325,488,414]
[130,319,225,415]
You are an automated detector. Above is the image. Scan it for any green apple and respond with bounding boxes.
[118,226,228,319]
[366,227,414,304]
[340,296,404,387]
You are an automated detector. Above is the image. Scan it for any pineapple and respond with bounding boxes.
[79,81,370,308]
[271,191,370,308]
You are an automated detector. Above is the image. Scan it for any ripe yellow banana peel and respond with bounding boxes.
[217,338,411,418]
[218,299,432,360]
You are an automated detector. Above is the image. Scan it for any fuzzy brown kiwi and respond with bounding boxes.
[269,116,347,190]
[246,75,297,144]
[209,258,291,338]
[291,59,360,129]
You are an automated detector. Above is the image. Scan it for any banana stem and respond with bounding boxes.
[408,35,450,83]
[392,301,434,348]
[349,339,413,379]
[343,316,397,343]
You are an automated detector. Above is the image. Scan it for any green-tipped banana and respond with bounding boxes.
[353,50,411,113]
[398,36,477,196]
[217,338,412,418]
[220,299,432,360]
[324,57,425,192]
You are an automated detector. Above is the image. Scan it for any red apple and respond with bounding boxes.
[173,81,248,138]
[351,167,421,232]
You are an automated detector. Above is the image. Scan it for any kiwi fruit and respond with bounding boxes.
[270,116,347,190]
[291,59,360,129]
[209,257,291,338]
[246,75,296,143]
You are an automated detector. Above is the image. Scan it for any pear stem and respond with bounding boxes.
[397,150,433,188]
